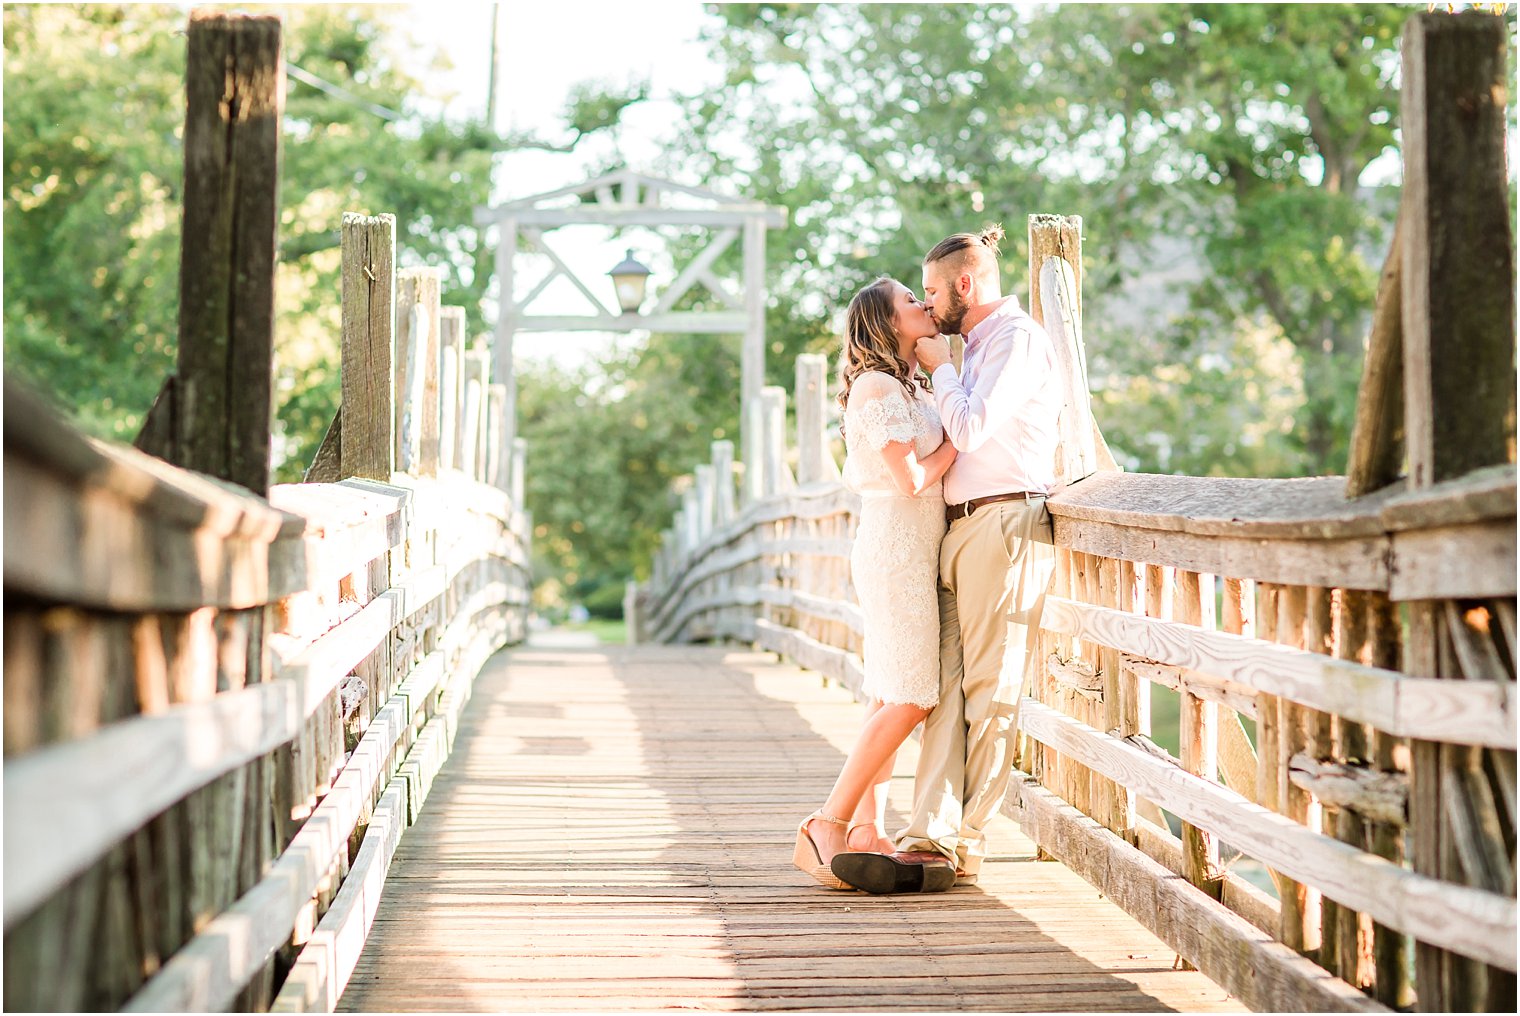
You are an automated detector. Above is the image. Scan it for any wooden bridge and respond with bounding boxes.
[3,9,1516,1014]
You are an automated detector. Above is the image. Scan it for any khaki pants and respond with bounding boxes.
[895,498,1056,875]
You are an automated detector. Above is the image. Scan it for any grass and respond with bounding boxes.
[561,617,627,645]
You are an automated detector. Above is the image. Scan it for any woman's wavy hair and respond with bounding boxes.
[835,276,926,435]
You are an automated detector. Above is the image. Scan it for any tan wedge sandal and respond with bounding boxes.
[792,810,854,890]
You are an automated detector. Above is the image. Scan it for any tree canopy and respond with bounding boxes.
[2,3,637,480]
[8,3,1513,619]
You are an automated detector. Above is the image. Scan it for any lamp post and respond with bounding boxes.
[608,249,652,315]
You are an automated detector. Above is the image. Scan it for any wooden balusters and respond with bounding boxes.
[1331,590,1375,988]
[1176,571,1222,904]
[1273,585,1314,955]
[1367,593,1415,1009]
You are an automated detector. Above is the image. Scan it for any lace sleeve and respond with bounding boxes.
[850,377,918,451]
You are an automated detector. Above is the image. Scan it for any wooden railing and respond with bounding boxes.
[3,12,530,1011]
[633,345,1515,1016]
[632,19,1516,1011]
[4,382,529,1012]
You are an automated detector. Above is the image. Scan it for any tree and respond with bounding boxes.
[662,3,1426,476]
[517,328,742,613]
[3,4,642,481]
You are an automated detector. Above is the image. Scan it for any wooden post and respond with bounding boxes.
[438,307,466,472]
[396,269,442,476]
[493,214,519,456]
[509,438,527,508]
[1112,559,1136,839]
[1401,14,1514,1010]
[1367,593,1415,1010]
[1028,214,1116,480]
[1294,586,1334,959]
[340,214,397,481]
[1177,571,1222,905]
[759,386,789,498]
[1028,214,1082,327]
[174,11,282,496]
[485,384,507,489]
[1275,585,1316,956]
[1332,589,1374,990]
[461,352,487,483]
[694,465,716,540]
[795,354,829,485]
[1401,12,1516,488]
[1216,578,1260,806]
[742,396,764,503]
[1344,211,1405,498]
[682,488,701,550]
[711,440,735,524]
[741,216,767,495]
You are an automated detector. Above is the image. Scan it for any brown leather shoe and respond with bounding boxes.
[830,851,955,894]
[891,850,953,865]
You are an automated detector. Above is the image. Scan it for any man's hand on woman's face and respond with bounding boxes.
[916,335,952,372]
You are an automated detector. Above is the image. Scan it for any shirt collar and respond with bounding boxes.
[964,295,1023,349]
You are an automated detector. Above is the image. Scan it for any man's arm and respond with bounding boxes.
[928,325,1053,453]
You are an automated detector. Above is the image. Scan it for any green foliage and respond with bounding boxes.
[3,5,185,440]
[673,2,1421,476]
[4,4,627,484]
[518,329,741,610]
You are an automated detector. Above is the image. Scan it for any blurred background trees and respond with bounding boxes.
[9,3,1508,620]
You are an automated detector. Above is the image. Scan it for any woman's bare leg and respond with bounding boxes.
[847,741,898,852]
[807,701,931,864]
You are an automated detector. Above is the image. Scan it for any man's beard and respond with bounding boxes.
[936,288,969,335]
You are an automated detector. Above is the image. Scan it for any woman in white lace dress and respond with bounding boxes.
[792,277,959,894]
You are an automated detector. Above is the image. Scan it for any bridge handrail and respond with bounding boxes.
[4,218,530,1013]
[635,439,1516,1006]
[634,182,1516,1009]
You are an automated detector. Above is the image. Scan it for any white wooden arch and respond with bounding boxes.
[475,169,786,478]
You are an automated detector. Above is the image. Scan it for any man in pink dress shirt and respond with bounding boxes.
[894,224,1062,887]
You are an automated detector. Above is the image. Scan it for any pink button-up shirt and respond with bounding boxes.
[930,295,1061,505]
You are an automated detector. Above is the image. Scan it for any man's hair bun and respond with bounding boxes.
[978,224,1005,255]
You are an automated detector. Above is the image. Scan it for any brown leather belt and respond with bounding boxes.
[945,491,1046,524]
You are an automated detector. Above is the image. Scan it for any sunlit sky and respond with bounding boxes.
[397,1,730,367]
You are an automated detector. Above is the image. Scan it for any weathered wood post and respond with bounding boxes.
[439,307,466,472]
[795,354,831,485]
[1028,214,1117,483]
[461,349,488,483]
[1400,11,1517,1012]
[396,269,442,476]
[740,215,767,502]
[339,213,397,481]
[129,12,285,1009]
[711,440,736,525]
[742,396,764,502]
[759,385,790,498]
[1177,571,1223,910]
[150,11,284,494]
[682,487,702,549]
[694,465,716,540]
[485,383,507,488]
[509,437,527,508]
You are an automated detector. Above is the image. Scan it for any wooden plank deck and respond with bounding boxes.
[338,642,1246,1012]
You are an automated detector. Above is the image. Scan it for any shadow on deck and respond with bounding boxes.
[336,643,1241,1012]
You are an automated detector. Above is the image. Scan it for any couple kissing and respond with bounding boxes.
[794,224,1061,894]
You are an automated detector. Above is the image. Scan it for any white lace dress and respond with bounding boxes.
[842,371,948,709]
